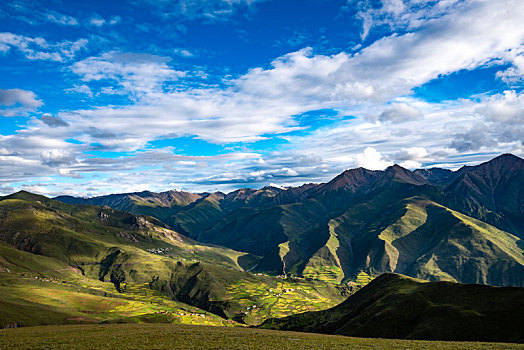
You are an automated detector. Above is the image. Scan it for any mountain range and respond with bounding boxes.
[1,152,523,337]
[56,153,524,286]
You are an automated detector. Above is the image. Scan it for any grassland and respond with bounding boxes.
[0,193,352,327]
[1,324,522,350]
[0,242,233,328]
[0,236,348,328]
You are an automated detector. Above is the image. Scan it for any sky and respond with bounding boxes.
[0,0,523,197]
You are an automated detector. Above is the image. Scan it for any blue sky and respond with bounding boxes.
[0,0,523,196]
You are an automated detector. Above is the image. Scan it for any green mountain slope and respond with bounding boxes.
[328,196,524,285]
[0,192,346,327]
[55,190,204,225]
[0,241,232,328]
[54,154,524,287]
[261,273,524,343]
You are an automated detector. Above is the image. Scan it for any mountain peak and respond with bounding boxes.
[319,167,381,193]
[493,153,522,161]
[382,164,428,186]
[486,153,524,168]
[4,190,50,202]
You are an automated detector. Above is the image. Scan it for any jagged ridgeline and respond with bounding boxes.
[0,192,346,328]
[57,154,524,286]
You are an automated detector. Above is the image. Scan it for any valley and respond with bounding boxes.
[1,154,523,346]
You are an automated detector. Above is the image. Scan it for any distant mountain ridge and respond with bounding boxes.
[55,154,524,286]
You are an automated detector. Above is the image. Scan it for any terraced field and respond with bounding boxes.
[0,241,347,328]
[222,277,344,325]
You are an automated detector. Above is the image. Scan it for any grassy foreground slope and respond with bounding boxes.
[1,324,523,350]
[261,273,524,343]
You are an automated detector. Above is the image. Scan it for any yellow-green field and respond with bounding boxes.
[0,241,345,328]
[0,272,233,327]
[221,277,343,324]
[1,324,522,350]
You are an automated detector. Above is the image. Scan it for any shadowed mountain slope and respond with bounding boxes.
[261,273,524,343]
[443,154,524,237]
[0,192,346,326]
[55,154,524,286]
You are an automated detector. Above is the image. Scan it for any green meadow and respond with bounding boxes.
[1,324,522,350]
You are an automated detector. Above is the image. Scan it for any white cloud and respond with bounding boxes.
[477,90,523,123]
[40,149,76,166]
[355,0,461,40]
[109,16,122,25]
[0,88,43,117]
[71,52,186,98]
[89,16,106,27]
[65,84,93,97]
[355,147,393,170]
[44,11,79,26]
[394,147,428,161]
[144,0,266,22]
[173,48,194,57]
[399,160,422,169]
[0,32,87,61]
[21,185,51,195]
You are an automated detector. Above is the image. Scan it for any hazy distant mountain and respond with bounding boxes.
[56,154,524,286]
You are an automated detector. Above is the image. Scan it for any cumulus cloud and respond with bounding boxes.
[449,91,524,152]
[398,160,421,169]
[355,147,393,170]
[477,90,523,123]
[71,52,186,98]
[41,149,76,166]
[0,88,42,117]
[394,147,428,161]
